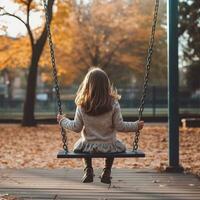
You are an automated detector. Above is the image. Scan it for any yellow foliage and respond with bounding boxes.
[39,0,76,86]
[0,35,31,69]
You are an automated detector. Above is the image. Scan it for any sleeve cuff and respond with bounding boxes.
[59,117,66,126]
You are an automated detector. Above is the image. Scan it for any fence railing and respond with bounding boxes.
[0,86,199,118]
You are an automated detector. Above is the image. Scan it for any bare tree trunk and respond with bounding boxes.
[22,48,39,126]
[22,0,55,126]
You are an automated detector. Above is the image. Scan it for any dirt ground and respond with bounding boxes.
[0,124,199,177]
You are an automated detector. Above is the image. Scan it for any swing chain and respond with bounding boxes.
[133,0,159,151]
[43,0,68,151]
[43,0,159,152]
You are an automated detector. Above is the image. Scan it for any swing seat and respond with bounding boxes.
[57,150,145,158]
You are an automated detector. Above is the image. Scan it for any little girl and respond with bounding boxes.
[57,67,144,184]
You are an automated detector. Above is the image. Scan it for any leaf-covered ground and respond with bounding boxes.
[0,124,199,177]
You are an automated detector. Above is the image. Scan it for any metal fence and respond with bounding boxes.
[0,86,199,118]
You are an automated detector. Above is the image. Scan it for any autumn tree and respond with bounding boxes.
[0,1,74,91]
[67,0,167,87]
[39,1,75,87]
[0,35,30,100]
[179,0,200,91]
[0,0,55,126]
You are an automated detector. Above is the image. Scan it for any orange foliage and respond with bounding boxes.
[39,0,76,85]
[0,0,166,86]
[0,35,31,69]
[0,0,75,85]
[66,0,166,81]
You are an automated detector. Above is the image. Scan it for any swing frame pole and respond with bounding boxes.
[166,0,183,172]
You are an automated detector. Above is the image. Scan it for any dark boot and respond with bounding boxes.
[81,167,94,183]
[100,157,114,184]
[100,167,112,184]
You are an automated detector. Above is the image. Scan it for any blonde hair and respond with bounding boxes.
[75,67,120,116]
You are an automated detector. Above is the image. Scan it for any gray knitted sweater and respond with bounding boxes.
[59,100,139,153]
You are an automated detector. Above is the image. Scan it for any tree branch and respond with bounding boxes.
[27,0,33,27]
[73,46,90,67]
[26,0,34,48]
[0,7,35,47]
[35,0,55,53]
[73,5,95,61]
[0,11,27,27]
[101,38,127,68]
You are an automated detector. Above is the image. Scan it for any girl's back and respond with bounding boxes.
[60,99,138,153]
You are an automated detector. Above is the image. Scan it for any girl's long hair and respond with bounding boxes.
[75,67,120,116]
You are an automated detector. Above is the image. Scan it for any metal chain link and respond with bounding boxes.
[133,0,159,151]
[42,0,68,151]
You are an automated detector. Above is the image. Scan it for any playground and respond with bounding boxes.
[0,0,200,199]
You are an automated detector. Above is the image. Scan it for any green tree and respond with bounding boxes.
[185,62,200,91]
[179,0,200,91]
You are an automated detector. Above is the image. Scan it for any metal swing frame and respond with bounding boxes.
[42,0,159,158]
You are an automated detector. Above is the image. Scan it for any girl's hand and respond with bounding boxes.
[138,120,144,130]
[57,114,66,123]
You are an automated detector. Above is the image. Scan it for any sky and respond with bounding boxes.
[0,0,42,37]
[0,0,92,37]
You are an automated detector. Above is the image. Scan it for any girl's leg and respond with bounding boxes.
[81,158,94,183]
[105,157,114,169]
[100,157,114,184]
[83,158,92,168]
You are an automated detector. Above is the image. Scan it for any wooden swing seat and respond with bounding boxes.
[57,150,145,158]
